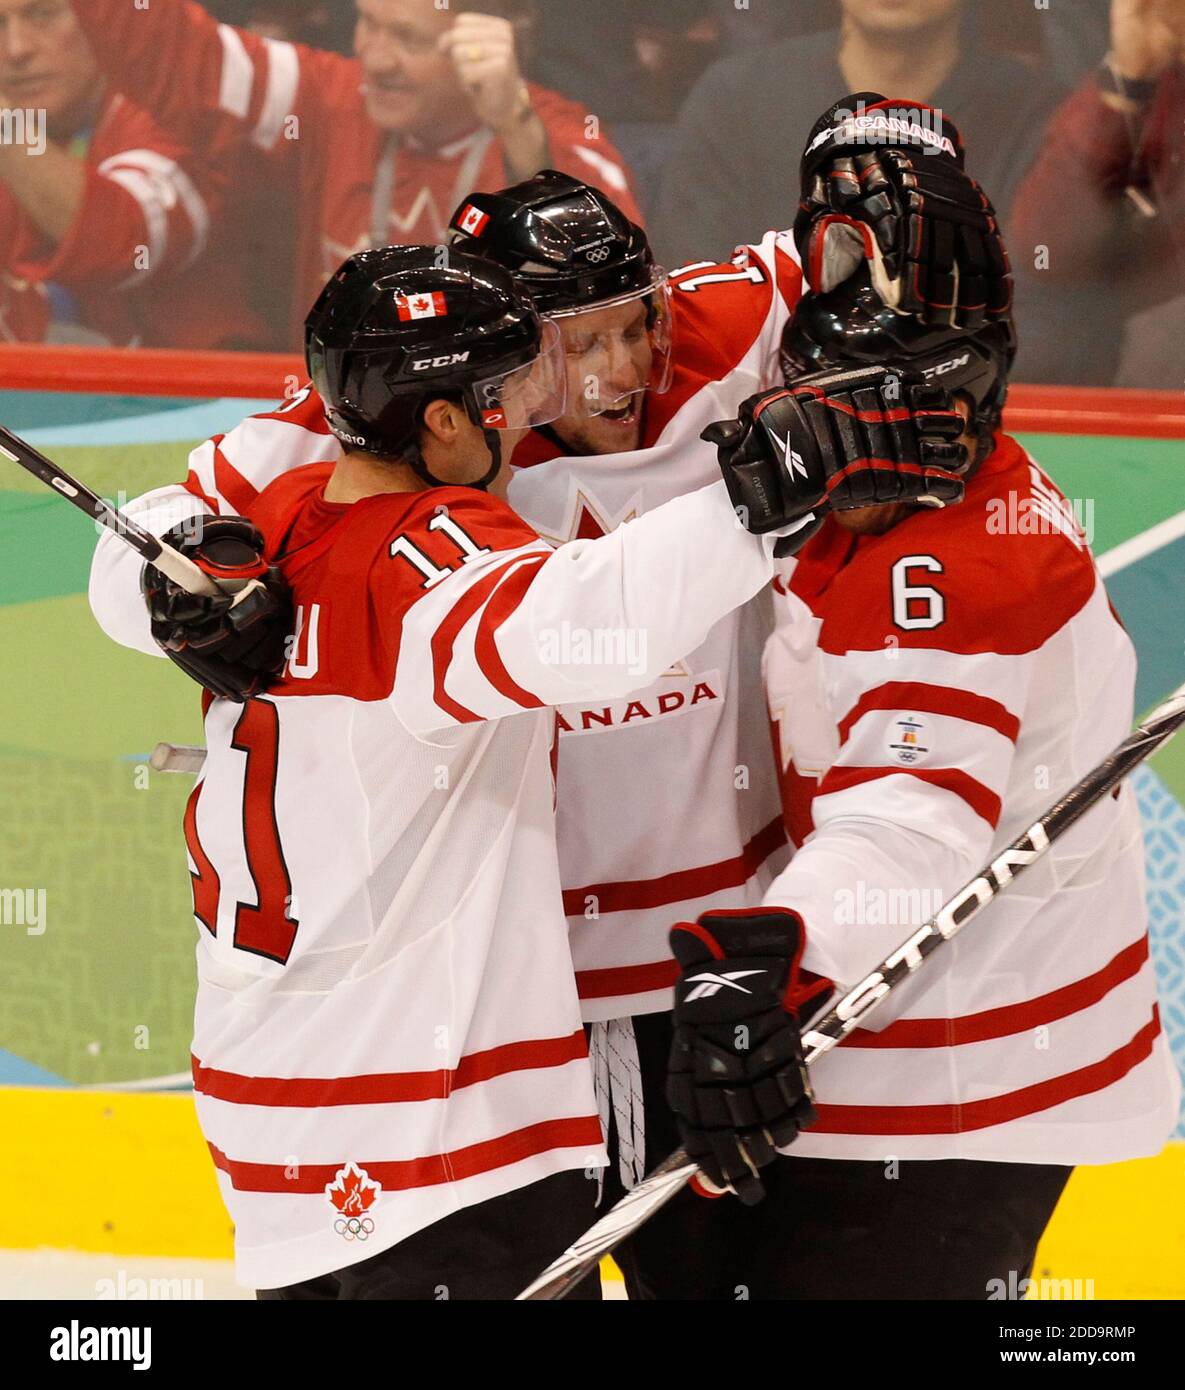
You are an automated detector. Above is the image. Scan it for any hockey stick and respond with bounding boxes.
[517,677,1185,1300]
[0,424,220,597]
[150,743,208,776]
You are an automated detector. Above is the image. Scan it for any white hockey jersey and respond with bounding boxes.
[88,232,806,1024]
[176,460,786,1288]
[763,433,1180,1164]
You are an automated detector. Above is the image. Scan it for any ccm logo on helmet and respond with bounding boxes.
[411,351,472,372]
[923,352,972,380]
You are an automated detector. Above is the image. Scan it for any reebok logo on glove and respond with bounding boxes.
[683,968,767,1001]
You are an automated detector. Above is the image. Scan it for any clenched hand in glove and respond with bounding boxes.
[795,92,1012,330]
[704,364,969,554]
[668,909,833,1205]
[142,516,294,702]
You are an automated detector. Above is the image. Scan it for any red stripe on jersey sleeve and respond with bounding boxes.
[429,555,545,723]
[842,936,1150,1048]
[837,682,1021,746]
[207,1114,605,1193]
[811,1009,1161,1134]
[818,765,1003,829]
[212,439,258,514]
[183,471,220,514]
[473,553,549,710]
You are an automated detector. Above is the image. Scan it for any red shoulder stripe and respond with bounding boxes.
[212,439,257,514]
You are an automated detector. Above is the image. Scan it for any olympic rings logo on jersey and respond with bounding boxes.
[334,1216,376,1242]
[584,245,611,263]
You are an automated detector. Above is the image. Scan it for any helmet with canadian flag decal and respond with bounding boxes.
[305,244,566,485]
[448,171,675,421]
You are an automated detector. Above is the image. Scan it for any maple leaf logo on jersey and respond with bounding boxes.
[397,292,447,321]
[326,1162,380,1242]
[537,488,641,545]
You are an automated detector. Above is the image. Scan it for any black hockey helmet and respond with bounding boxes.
[448,171,674,416]
[781,267,1017,464]
[305,244,566,488]
[449,169,655,312]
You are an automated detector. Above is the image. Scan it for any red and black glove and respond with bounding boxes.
[704,365,968,553]
[142,516,293,702]
[794,93,1012,330]
[667,909,833,1206]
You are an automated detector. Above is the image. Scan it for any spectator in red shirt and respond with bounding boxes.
[68,0,644,349]
[1010,0,1185,387]
[0,0,265,347]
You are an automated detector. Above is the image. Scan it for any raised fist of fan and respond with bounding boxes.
[667,909,833,1206]
[142,517,294,703]
[704,365,969,553]
[794,93,1012,330]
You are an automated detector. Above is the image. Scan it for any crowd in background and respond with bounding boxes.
[0,0,1181,388]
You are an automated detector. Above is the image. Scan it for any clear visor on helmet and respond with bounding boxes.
[470,319,568,431]
[547,272,674,421]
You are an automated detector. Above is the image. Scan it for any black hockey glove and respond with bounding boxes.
[667,908,833,1206]
[142,516,293,702]
[704,365,968,554]
[794,93,1012,329]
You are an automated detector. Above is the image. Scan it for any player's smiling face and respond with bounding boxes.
[0,0,98,129]
[552,300,654,456]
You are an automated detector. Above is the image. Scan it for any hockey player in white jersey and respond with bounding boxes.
[108,242,969,1298]
[661,269,1182,1299]
[88,100,1011,1297]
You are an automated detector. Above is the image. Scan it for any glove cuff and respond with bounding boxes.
[158,516,271,586]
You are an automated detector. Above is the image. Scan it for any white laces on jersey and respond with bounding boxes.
[589,1017,647,1196]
